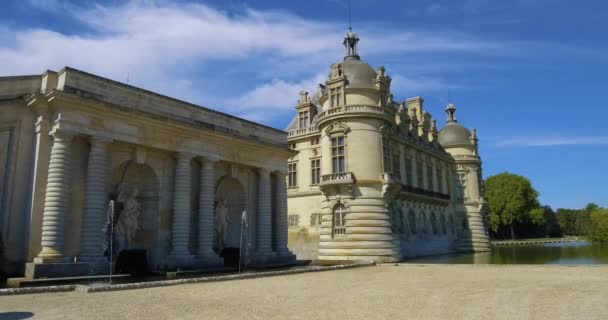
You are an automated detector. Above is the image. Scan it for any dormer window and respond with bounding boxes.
[330,87,342,108]
[299,111,309,128]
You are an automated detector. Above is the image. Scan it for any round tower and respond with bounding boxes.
[438,103,491,252]
[315,30,400,264]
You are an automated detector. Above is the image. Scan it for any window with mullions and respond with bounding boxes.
[299,111,309,128]
[330,87,342,107]
[333,203,346,237]
[405,156,413,186]
[288,162,297,187]
[311,159,321,185]
[331,136,345,173]
[382,138,392,172]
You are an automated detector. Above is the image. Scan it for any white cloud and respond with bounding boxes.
[2,0,593,126]
[493,136,608,147]
[230,74,326,111]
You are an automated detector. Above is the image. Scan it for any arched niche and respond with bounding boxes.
[215,176,246,251]
[110,160,160,268]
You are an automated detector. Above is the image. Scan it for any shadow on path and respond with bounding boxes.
[0,312,35,320]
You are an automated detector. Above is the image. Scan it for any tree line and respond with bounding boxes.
[484,172,607,241]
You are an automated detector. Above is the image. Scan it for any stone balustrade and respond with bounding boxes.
[319,172,356,186]
[317,105,394,123]
[287,126,318,137]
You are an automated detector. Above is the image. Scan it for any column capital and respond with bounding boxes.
[49,128,76,141]
[274,170,287,178]
[175,151,195,161]
[89,134,113,145]
[257,167,271,175]
[199,155,220,163]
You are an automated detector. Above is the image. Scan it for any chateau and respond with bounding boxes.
[0,68,295,278]
[286,30,491,263]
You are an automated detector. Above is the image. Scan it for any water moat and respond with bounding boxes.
[409,241,608,265]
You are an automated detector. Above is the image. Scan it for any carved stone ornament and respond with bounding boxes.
[324,121,350,136]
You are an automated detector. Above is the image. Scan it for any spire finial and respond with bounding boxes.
[347,0,352,31]
[445,102,457,123]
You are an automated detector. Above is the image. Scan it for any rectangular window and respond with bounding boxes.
[330,88,342,107]
[288,162,298,187]
[311,159,321,185]
[405,156,413,186]
[299,111,309,129]
[393,152,401,176]
[288,215,300,228]
[311,138,320,145]
[437,166,444,193]
[382,138,391,172]
[331,136,345,173]
[417,161,424,189]
[427,164,433,191]
[310,213,322,227]
[289,143,297,149]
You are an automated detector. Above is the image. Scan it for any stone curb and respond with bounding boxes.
[0,262,375,296]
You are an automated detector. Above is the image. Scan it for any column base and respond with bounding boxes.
[25,262,91,279]
[195,254,224,268]
[165,253,197,269]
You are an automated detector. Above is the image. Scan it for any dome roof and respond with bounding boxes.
[339,56,377,89]
[438,122,472,147]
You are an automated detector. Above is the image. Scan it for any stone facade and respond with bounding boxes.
[0,68,295,277]
[286,30,490,264]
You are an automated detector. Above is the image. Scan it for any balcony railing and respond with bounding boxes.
[287,126,318,137]
[319,172,355,186]
[380,172,401,184]
[317,105,394,122]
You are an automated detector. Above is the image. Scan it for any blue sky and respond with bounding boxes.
[1,0,606,209]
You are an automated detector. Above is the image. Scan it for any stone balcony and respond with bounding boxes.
[316,105,394,125]
[318,172,356,187]
[287,126,319,139]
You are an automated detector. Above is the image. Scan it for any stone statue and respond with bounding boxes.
[214,200,231,252]
[114,184,141,253]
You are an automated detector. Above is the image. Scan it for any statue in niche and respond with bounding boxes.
[114,184,141,253]
[214,199,231,253]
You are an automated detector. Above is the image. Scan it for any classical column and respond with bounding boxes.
[80,136,111,261]
[256,168,273,255]
[410,150,418,188]
[197,157,221,263]
[431,158,439,193]
[169,152,194,262]
[35,130,74,262]
[274,171,291,257]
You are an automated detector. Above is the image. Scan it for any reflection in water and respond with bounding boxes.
[409,241,608,265]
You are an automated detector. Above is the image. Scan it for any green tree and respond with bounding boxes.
[485,172,541,239]
[587,208,608,242]
[556,208,578,235]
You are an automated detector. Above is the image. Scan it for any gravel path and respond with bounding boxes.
[1,264,607,320]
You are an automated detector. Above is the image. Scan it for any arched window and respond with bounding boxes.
[408,210,417,235]
[333,203,346,237]
[431,212,438,235]
[440,214,447,235]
